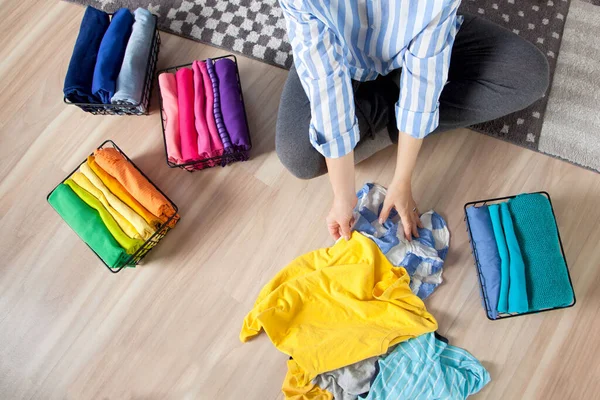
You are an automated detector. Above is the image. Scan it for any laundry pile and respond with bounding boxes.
[63,6,155,111]
[158,58,251,168]
[241,184,491,399]
[466,193,575,319]
[48,147,179,268]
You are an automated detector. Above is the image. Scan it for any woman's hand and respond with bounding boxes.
[378,178,423,240]
[326,193,357,241]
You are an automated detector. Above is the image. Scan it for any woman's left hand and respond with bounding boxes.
[378,179,423,241]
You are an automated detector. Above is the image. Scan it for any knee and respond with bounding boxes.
[275,123,326,180]
[516,42,550,104]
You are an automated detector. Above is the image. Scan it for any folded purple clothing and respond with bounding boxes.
[214,58,251,155]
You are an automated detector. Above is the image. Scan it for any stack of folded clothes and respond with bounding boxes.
[240,183,491,399]
[158,58,251,170]
[48,146,179,269]
[466,193,575,319]
[63,6,156,112]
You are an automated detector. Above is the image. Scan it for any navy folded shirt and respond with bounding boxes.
[92,8,134,104]
[63,6,110,104]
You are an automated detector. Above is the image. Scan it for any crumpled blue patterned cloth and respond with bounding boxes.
[352,183,450,299]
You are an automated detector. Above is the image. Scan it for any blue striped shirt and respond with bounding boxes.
[280,0,463,158]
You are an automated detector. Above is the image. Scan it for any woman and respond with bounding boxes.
[276,0,549,241]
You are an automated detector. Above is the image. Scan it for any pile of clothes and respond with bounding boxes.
[158,58,251,169]
[48,147,179,269]
[466,193,575,319]
[63,6,156,111]
[241,184,491,399]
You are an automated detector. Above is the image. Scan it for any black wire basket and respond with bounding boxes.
[64,14,161,115]
[157,55,252,172]
[47,140,179,273]
[464,192,576,320]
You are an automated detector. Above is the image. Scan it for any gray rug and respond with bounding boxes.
[68,0,598,170]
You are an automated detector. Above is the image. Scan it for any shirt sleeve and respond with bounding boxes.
[280,1,359,158]
[396,3,463,138]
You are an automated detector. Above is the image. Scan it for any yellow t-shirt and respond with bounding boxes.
[240,232,438,393]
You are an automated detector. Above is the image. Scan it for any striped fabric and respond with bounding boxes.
[365,333,490,400]
[279,0,463,158]
[206,58,232,150]
[353,183,450,299]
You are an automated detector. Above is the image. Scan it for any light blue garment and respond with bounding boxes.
[466,205,502,319]
[488,204,510,314]
[279,0,463,158]
[364,333,490,400]
[500,202,529,313]
[111,8,155,112]
[352,183,450,299]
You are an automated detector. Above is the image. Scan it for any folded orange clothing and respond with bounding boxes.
[93,148,179,227]
[87,155,163,229]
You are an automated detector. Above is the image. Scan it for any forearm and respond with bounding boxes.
[326,152,356,201]
[393,132,423,185]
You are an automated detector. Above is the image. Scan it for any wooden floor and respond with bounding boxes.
[1,2,600,399]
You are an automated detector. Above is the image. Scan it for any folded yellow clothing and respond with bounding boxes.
[64,178,145,255]
[79,161,155,240]
[71,172,141,240]
[282,360,332,400]
[87,155,163,229]
[240,232,438,394]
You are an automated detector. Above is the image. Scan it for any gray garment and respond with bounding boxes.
[312,356,379,400]
[111,8,155,111]
[275,13,549,179]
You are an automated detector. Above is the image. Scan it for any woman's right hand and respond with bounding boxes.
[326,194,357,241]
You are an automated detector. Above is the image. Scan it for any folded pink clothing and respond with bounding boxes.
[194,60,225,165]
[158,73,183,164]
[176,67,199,162]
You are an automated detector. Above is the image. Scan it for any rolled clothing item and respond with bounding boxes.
[88,155,163,229]
[49,184,130,268]
[205,59,231,152]
[64,178,144,255]
[79,161,155,240]
[111,8,156,112]
[489,204,511,314]
[92,8,134,103]
[158,73,183,164]
[70,171,142,240]
[176,68,200,162]
[93,148,179,227]
[508,193,574,311]
[500,202,529,313]
[194,60,225,163]
[63,6,110,103]
[215,59,251,153]
[466,205,502,319]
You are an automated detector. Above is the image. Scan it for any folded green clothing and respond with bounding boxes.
[64,178,144,255]
[48,183,131,268]
[508,193,574,311]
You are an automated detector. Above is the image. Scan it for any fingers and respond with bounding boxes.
[411,217,419,238]
[379,200,393,224]
[328,224,341,241]
[400,213,412,241]
[340,218,352,241]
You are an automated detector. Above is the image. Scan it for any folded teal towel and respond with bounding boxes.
[508,193,574,311]
[501,202,529,313]
[488,204,510,313]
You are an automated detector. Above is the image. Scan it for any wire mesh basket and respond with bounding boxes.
[157,55,252,171]
[464,192,575,320]
[47,140,179,273]
[64,14,161,115]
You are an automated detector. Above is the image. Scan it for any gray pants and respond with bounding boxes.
[276,14,550,179]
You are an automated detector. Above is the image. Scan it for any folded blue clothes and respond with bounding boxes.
[63,6,110,104]
[92,8,134,104]
[466,205,501,319]
[508,193,574,311]
[111,8,155,111]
